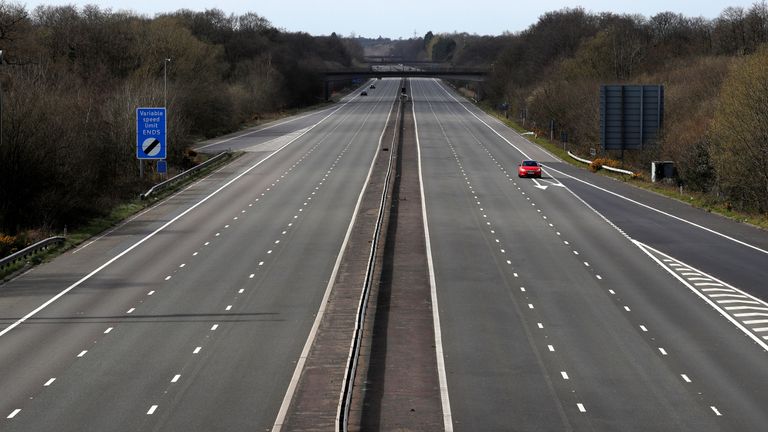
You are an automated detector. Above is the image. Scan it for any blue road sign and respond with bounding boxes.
[157,160,167,174]
[137,108,167,159]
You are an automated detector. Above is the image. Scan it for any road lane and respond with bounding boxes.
[4,74,768,431]
[412,78,768,430]
[0,79,399,430]
[431,80,768,299]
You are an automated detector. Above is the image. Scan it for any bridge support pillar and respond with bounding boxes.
[324,81,331,101]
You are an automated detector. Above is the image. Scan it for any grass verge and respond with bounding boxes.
[0,152,239,282]
[1,87,354,283]
[477,102,768,231]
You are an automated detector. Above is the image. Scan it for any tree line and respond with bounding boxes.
[0,3,362,238]
[404,3,768,213]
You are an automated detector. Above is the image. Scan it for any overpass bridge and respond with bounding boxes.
[321,65,488,100]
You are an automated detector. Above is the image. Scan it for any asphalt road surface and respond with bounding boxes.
[0,79,398,431]
[412,77,768,431]
[3,75,768,431]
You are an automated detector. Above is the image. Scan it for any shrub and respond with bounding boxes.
[0,234,16,257]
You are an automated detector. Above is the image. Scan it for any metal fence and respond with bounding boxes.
[141,151,231,200]
[0,236,66,270]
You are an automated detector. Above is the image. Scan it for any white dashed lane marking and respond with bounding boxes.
[419,84,606,425]
[427,80,734,421]
[7,409,21,419]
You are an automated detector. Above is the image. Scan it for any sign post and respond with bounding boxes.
[136,107,167,167]
[157,160,167,177]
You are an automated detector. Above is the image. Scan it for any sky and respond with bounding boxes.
[19,0,764,38]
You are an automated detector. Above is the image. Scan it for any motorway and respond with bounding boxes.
[412,77,768,431]
[0,79,398,431]
[2,75,768,431]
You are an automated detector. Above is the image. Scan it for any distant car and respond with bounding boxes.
[360,91,368,96]
[370,84,376,89]
[518,160,542,178]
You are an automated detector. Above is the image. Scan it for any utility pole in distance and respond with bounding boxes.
[163,57,171,178]
[164,58,171,107]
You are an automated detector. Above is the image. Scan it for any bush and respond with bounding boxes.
[0,234,16,257]
[589,157,623,172]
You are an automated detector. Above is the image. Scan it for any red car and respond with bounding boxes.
[518,160,542,178]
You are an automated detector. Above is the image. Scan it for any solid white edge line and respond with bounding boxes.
[194,106,334,151]
[195,83,368,152]
[543,164,768,256]
[72,147,241,255]
[413,79,454,432]
[433,79,768,257]
[443,82,768,349]
[431,80,768,421]
[272,80,391,432]
[633,240,768,352]
[0,98,353,339]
